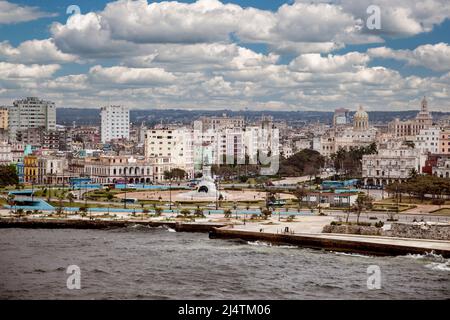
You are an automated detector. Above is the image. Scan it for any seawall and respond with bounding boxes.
[0,218,225,233]
[209,228,450,258]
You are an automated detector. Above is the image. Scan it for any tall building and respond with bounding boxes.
[439,129,450,154]
[144,128,194,180]
[8,97,56,141]
[0,107,8,130]
[388,96,433,138]
[100,105,130,143]
[415,127,441,155]
[333,108,350,126]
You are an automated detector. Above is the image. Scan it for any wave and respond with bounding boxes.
[405,252,450,272]
[332,251,373,259]
[425,261,450,272]
[247,240,297,249]
[405,251,447,263]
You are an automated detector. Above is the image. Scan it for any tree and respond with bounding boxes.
[194,206,204,217]
[0,165,19,187]
[278,149,325,177]
[154,207,163,216]
[180,209,191,217]
[293,187,308,209]
[67,192,75,204]
[7,194,15,215]
[351,193,374,225]
[223,209,232,218]
[56,194,65,217]
[330,143,377,178]
[164,168,187,181]
[106,193,114,202]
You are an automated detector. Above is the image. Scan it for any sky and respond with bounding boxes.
[0,0,449,112]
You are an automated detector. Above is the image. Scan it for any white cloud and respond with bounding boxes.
[289,52,369,73]
[0,39,78,64]
[298,0,450,37]
[0,62,60,78]
[89,65,176,85]
[0,1,56,24]
[368,43,450,71]
[50,0,383,58]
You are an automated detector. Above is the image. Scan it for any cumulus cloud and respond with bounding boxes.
[298,0,450,37]
[89,65,176,85]
[0,1,56,24]
[289,52,369,73]
[50,0,379,57]
[0,62,60,78]
[368,43,450,71]
[0,39,78,64]
[1,0,450,112]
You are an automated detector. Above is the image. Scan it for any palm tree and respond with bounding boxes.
[180,208,190,217]
[223,209,232,219]
[56,194,65,217]
[293,187,307,210]
[67,192,75,205]
[351,193,374,225]
[7,194,15,215]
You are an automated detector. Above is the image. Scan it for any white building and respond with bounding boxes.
[0,140,12,164]
[144,128,194,180]
[37,156,69,184]
[320,106,377,157]
[415,127,441,155]
[433,158,450,178]
[8,97,56,141]
[84,155,153,184]
[362,140,427,186]
[100,105,130,143]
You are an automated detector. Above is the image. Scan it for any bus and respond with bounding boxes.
[120,198,138,204]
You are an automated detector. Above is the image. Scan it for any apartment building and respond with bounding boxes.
[439,129,450,154]
[415,127,441,154]
[144,128,194,180]
[100,105,130,143]
[8,97,56,141]
[432,158,450,178]
[0,107,8,130]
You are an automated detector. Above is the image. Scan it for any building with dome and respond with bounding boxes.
[388,97,433,139]
[320,105,377,157]
[353,105,369,131]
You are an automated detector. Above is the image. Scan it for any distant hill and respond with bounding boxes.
[56,108,450,126]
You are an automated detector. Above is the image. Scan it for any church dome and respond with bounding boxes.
[353,105,369,131]
[354,105,368,120]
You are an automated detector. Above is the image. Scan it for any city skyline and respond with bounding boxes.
[0,0,450,111]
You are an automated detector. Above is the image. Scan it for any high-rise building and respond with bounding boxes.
[333,108,350,126]
[100,105,130,143]
[0,107,8,130]
[439,129,450,154]
[7,97,56,141]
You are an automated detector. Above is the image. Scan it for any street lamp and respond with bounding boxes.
[169,178,172,211]
[124,170,127,209]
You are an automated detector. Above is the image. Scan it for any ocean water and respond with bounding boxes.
[0,227,448,299]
